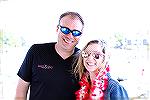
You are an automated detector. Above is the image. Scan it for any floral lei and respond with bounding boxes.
[75,65,110,100]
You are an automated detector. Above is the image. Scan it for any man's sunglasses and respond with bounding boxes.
[59,25,82,37]
[82,51,104,59]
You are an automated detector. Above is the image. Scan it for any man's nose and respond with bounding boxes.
[66,32,74,38]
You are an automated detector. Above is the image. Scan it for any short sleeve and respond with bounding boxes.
[17,44,35,82]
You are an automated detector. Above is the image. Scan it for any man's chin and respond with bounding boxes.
[63,45,75,51]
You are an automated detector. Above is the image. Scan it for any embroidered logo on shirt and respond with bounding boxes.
[38,64,53,69]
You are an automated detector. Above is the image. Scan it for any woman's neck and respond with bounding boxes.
[89,70,103,84]
[89,72,96,83]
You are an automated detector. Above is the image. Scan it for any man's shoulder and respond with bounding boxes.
[33,42,56,47]
[73,47,81,56]
[28,42,56,53]
[30,42,56,49]
[75,47,80,52]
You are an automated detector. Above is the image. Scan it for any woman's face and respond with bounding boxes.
[82,44,105,73]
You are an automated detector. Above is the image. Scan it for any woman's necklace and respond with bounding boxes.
[75,66,110,100]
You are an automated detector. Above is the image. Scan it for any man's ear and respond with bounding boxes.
[56,25,59,32]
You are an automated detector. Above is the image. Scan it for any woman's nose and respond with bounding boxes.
[87,54,94,60]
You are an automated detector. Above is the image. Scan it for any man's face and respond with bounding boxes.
[57,16,83,51]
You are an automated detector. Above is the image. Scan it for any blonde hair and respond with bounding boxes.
[74,39,108,80]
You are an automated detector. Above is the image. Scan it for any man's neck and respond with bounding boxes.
[55,43,74,59]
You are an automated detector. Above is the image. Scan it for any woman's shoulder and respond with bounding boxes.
[107,74,125,90]
[105,74,129,99]
[107,73,128,93]
[108,77,120,87]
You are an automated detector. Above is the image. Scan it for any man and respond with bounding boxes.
[15,11,84,100]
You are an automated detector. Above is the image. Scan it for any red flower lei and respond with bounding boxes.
[75,66,110,100]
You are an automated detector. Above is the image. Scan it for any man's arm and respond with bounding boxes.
[15,78,30,100]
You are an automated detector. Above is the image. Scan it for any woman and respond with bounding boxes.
[74,40,129,100]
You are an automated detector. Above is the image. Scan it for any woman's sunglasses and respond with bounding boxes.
[59,25,82,37]
[82,51,104,59]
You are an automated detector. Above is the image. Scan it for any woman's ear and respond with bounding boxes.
[105,52,111,64]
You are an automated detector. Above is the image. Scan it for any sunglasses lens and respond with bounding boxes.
[59,25,82,37]
[82,51,89,58]
[82,51,104,59]
[94,53,104,59]
[93,53,100,59]
[60,27,70,34]
[72,30,82,36]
